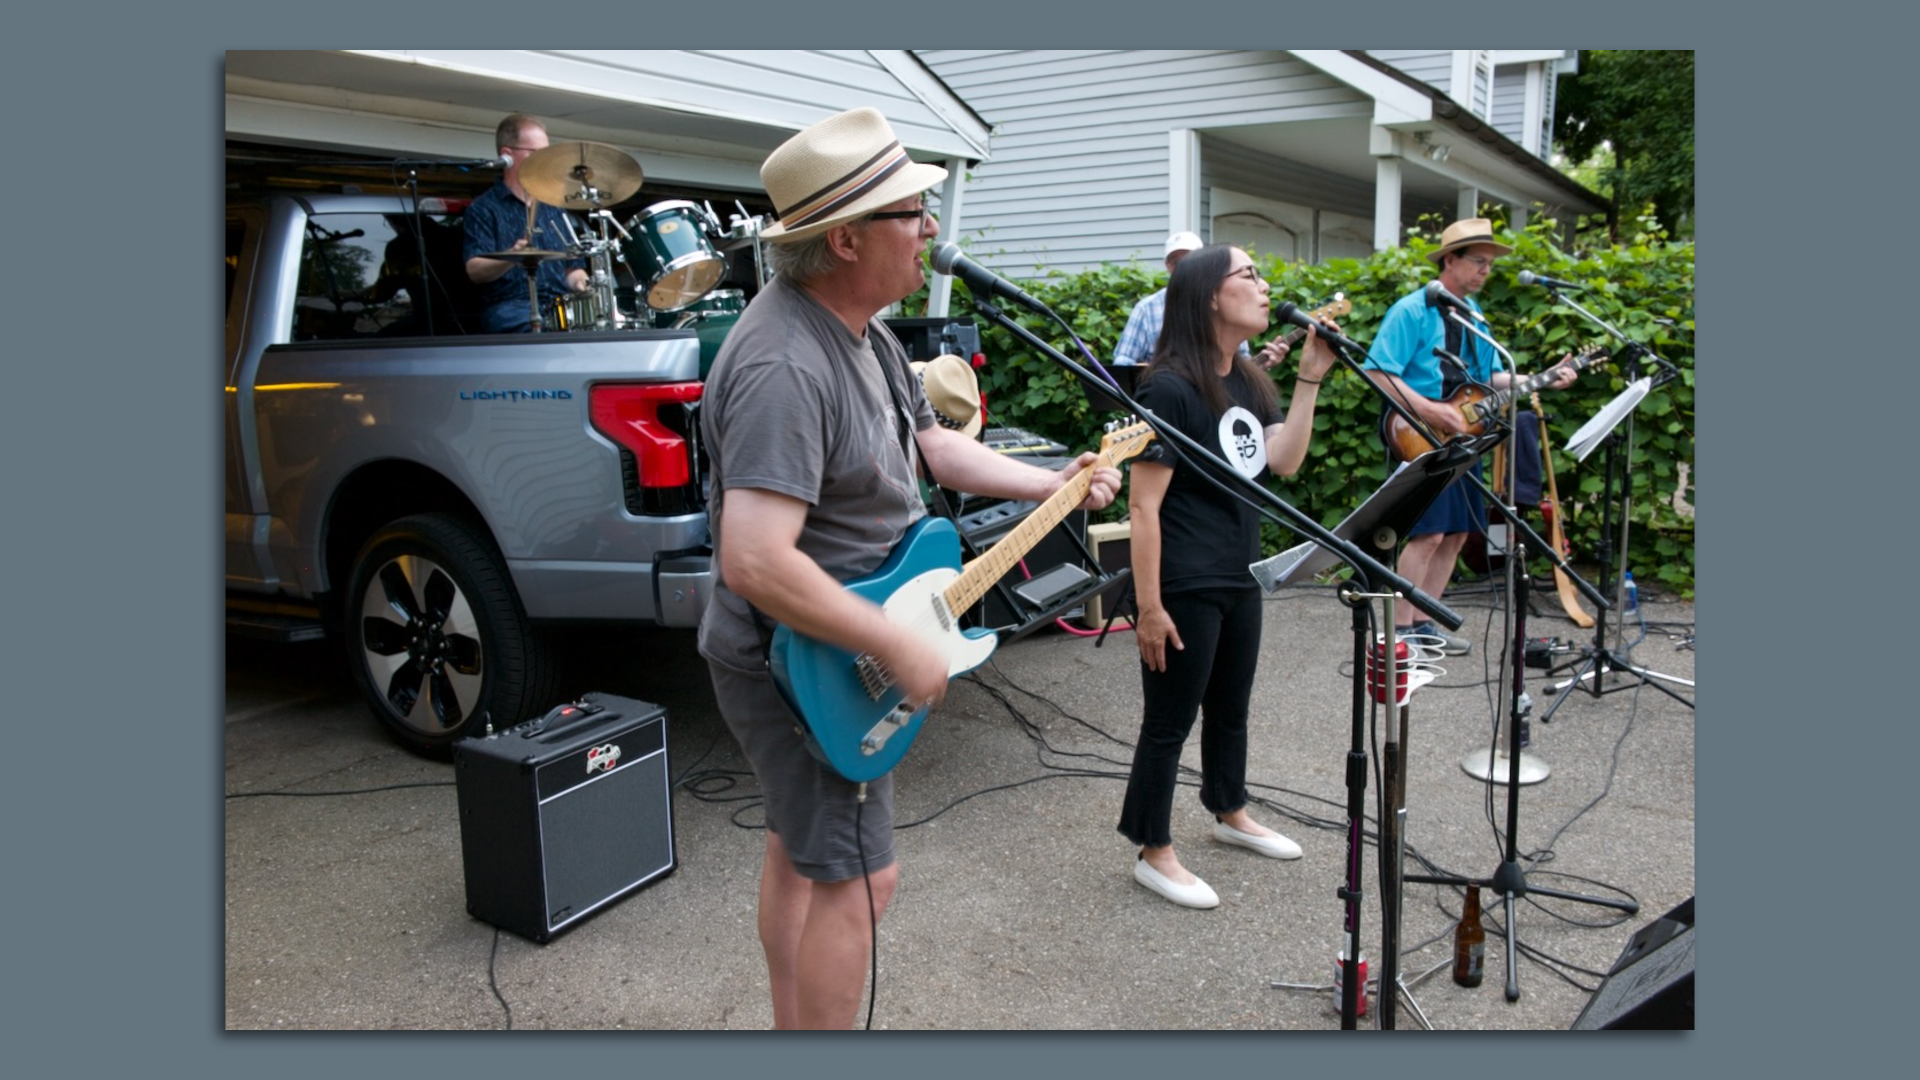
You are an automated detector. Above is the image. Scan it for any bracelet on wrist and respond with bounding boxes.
[1296,377,1321,385]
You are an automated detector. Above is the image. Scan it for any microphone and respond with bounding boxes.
[1424,281,1485,322]
[1516,270,1586,291]
[930,243,1049,315]
[1273,302,1364,355]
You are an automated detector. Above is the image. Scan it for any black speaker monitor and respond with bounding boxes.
[1570,897,1695,1029]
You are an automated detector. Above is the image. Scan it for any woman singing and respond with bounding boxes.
[1119,244,1338,908]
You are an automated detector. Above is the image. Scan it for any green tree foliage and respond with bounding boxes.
[1555,50,1696,236]
[912,216,1696,596]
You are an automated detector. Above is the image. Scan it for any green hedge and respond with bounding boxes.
[914,215,1695,597]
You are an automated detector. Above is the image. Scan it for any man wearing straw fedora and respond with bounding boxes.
[697,107,1120,1029]
[1360,217,1577,654]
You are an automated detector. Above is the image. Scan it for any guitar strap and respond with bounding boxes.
[747,324,929,670]
[1376,303,1474,453]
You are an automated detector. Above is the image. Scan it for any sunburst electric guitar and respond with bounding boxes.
[769,421,1155,783]
[1385,346,1610,462]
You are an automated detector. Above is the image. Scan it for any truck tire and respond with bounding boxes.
[345,513,557,754]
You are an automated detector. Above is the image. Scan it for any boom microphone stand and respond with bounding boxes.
[1533,289,1695,719]
[1394,308,1637,1004]
[1253,445,1473,1029]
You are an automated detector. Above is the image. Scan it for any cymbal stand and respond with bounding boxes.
[569,210,631,330]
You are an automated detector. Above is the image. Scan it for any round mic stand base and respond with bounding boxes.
[1459,747,1549,785]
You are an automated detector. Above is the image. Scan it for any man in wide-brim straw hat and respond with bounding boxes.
[696,106,1121,1029]
[1359,217,1578,656]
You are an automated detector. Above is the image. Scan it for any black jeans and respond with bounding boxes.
[1117,586,1264,848]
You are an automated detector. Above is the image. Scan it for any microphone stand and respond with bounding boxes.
[1529,290,1695,718]
[960,289,1459,1032]
[1399,308,1636,1006]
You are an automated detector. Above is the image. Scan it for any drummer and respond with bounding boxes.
[463,113,590,333]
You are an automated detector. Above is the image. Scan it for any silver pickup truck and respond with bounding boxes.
[225,192,713,752]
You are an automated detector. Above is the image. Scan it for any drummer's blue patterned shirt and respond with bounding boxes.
[462,180,586,332]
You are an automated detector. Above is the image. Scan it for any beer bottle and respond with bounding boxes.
[1453,884,1486,987]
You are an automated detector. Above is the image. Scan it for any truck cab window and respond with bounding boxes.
[296,211,468,340]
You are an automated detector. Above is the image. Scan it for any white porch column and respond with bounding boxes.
[1374,155,1402,252]
[1457,187,1481,222]
[1169,128,1200,237]
[925,157,967,317]
[1510,205,1529,232]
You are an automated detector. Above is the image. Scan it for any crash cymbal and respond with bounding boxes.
[478,248,572,266]
[520,141,643,209]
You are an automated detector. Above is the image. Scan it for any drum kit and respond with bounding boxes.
[477,140,767,350]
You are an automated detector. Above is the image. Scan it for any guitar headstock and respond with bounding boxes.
[1311,293,1351,322]
[1099,419,1157,464]
[1572,344,1611,371]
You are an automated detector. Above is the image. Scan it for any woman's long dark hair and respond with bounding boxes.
[1139,244,1280,418]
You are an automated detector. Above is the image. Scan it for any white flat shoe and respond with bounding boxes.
[1213,820,1302,860]
[1133,857,1219,909]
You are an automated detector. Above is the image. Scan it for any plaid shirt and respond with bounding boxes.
[1112,288,1252,366]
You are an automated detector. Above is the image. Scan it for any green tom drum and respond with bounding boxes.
[624,201,727,312]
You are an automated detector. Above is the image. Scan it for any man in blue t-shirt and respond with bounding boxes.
[462,113,589,333]
[1361,218,1577,654]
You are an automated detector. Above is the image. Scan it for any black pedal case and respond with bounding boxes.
[453,692,676,943]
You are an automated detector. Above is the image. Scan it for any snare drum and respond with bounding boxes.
[624,201,727,312]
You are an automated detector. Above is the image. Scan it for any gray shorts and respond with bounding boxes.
[707,661,897,883]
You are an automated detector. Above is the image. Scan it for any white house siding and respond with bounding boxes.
[1492,66,1529,150]
[1368,50,1454,97]
[917,49,1374,278]
[226,50,986,190]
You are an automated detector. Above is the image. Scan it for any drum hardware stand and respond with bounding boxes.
[1534,302,1695,720]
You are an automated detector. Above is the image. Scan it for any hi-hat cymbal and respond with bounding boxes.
[478,248,572,266]
[520,142,643,209]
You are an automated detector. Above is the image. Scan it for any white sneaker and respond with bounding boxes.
[1133,857,1219,909]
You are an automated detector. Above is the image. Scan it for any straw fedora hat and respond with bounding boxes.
[1427,217,1514,264]
[759,107,949,243]
[911,354,983,439]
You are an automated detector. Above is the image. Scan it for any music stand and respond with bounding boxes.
[1541,368,1695,720]
[1257,444,1475,1030]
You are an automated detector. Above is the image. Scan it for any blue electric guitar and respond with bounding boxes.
[769,421,1155,782]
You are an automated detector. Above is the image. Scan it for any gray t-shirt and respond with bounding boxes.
[697,275,936,675]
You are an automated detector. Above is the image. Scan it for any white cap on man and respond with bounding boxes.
[1164,231,1204,258]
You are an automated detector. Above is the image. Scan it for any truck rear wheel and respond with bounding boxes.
[345,513,557,754]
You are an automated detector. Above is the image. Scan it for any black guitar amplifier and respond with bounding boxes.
[453,693,676,943]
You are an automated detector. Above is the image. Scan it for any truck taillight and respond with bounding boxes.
[589,382,703,488]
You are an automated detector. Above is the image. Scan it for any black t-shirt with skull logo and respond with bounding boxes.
[1135,365,1285,595]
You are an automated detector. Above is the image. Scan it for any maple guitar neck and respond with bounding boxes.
[1461,346,1608,427]
[942,423,1155,615]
